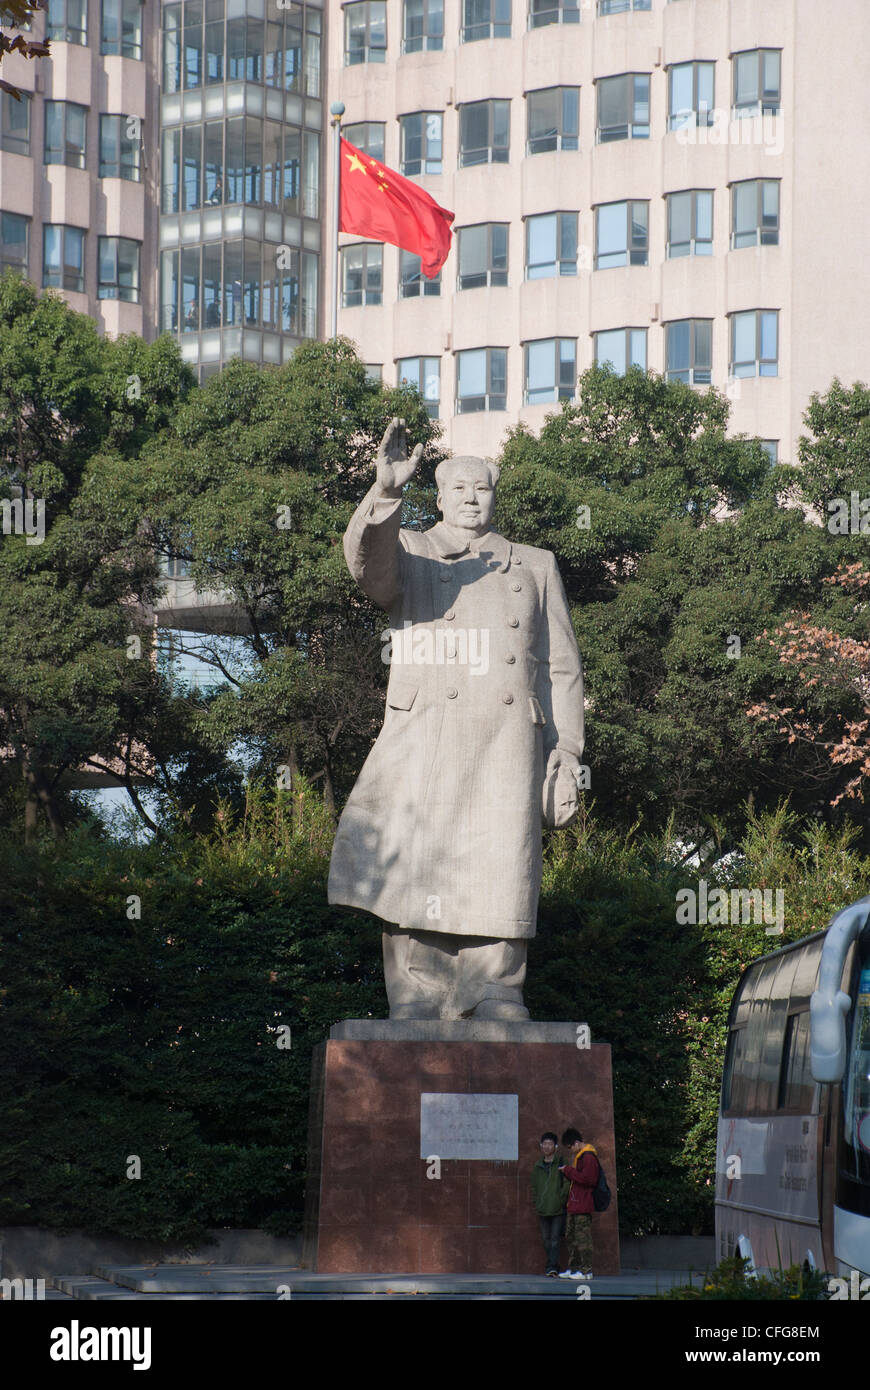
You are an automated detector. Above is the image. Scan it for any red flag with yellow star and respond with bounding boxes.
[339,137,454,279]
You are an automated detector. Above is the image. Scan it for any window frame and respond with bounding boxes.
[100,0,143,60]
[400,110,443,176]
[402,0,444,53]
[729,309,779,378]
[0,210,29,274]
[455,346,508,414]
[459,98,510,167]
[457,222,509,290]
[462,0,511,43]
[397,354,441,418]
[528,0,580,28]
[667,59,715,131]
[344,0,387,66]
[0,90,31,156]
[526,85,579,155]
[99,113,142,181]
[666,188,713,258]
[343,122,386,162]
[44,100,88,170]
[524,336,577,406]
[596,72,650,142]
[731,178,780,249]
[341,241,384,307]
[399,249,441,298]
[525,210,578,279]
[97,235,142,303]
[594,327,647,374]
[594,199,649,269]
[733,47,782,117]
[598,0,651,13]
[42,224,86,293]
[46,0,87,45]
[665,317,713,385]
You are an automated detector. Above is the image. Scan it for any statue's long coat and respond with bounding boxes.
[327,484,585,939]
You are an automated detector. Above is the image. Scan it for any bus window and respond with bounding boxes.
[777,1011,818,1113]
[844,968,870,1175]
[722,1027,747,1112]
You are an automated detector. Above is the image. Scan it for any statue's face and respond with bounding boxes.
[437,462,496,534]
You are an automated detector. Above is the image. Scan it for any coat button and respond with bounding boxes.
[444,609,455,620]
[446,687,458,699]
[508,616,519,628]
[505,653,516,664]
[511,582,522,591]
[502,693,514,704]
[439,572,450,582]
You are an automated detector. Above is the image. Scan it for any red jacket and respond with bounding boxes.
[561,1145,600,1215]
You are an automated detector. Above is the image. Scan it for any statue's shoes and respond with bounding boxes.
[390,1003,441,1020]
[468,1000,530,1021]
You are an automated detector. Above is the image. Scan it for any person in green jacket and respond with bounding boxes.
[531,1132,570,1276]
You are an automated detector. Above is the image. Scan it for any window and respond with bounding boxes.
[344,122,385,161]
[733,49,781,117]
[364,364,382,382]
[43,225,85,293]
[399,250,440,297]
[525,338,575,405]
[526,87,579,154]
[462,0,511,42]
[459,99,510,167]
[731,179,780,249]
[596,73,650,142]
[666,319,712,384]
[456,347,507,413]
[458,223,508,289]
[668,61,714,130]
[342,243,383,306]
[758,439,778,466]
[730,310,778,378]
[403,0,443,52]
[161,242,318,338]
[777,1013,817,1113]
[666,190,713,257]
[595,200,648,268]
[345,1,386,65]
[594,328,647,374]
[44,102,87,169]
[529,0,579,26]
[99,114,142,180]
[0,212,29,274]
[101,0,143,59]
[525,211,577,278]
[46,0,86,44]
[397,356,440,418]
[599,0,651,12]
[98,236,141,302]
[162,118,318,215]
[0,91,30,155]
[400,112,442,175]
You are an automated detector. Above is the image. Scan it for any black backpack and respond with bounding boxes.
[592,1158,612,1212]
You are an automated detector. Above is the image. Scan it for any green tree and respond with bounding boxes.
[0,273,196,839]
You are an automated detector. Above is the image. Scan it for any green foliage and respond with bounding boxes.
[2,794,866,1242]
[645,1256,830,1300]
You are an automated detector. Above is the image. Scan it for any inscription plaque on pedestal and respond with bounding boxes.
[420,1092,518,1160]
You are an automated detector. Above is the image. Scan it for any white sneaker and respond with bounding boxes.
[558,1269,578,1279]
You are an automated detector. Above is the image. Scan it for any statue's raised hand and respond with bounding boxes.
[376,417,423,497]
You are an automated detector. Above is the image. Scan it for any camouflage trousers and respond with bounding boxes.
[565,1213,593,1272]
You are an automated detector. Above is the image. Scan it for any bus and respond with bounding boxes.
[715,893,870,1278]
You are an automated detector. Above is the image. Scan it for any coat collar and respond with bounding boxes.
[427,522,513,572]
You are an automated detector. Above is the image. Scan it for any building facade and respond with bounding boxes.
[327,0,870,465]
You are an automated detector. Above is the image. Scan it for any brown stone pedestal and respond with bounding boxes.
[303,1021,619,1275]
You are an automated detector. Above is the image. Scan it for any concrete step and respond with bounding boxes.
[47,1265,701,1301]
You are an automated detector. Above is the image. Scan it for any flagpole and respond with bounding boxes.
[330,101,345,340]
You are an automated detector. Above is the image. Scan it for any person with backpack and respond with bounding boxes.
[558,1126,600,1280]
[531,1131,570,1277]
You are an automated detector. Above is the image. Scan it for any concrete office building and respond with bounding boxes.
[327,0,870,464]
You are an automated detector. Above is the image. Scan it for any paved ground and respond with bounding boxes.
[47,1265,704,1300]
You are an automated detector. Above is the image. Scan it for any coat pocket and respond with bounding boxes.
[529,696,546,726]
[387,679,419,711]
